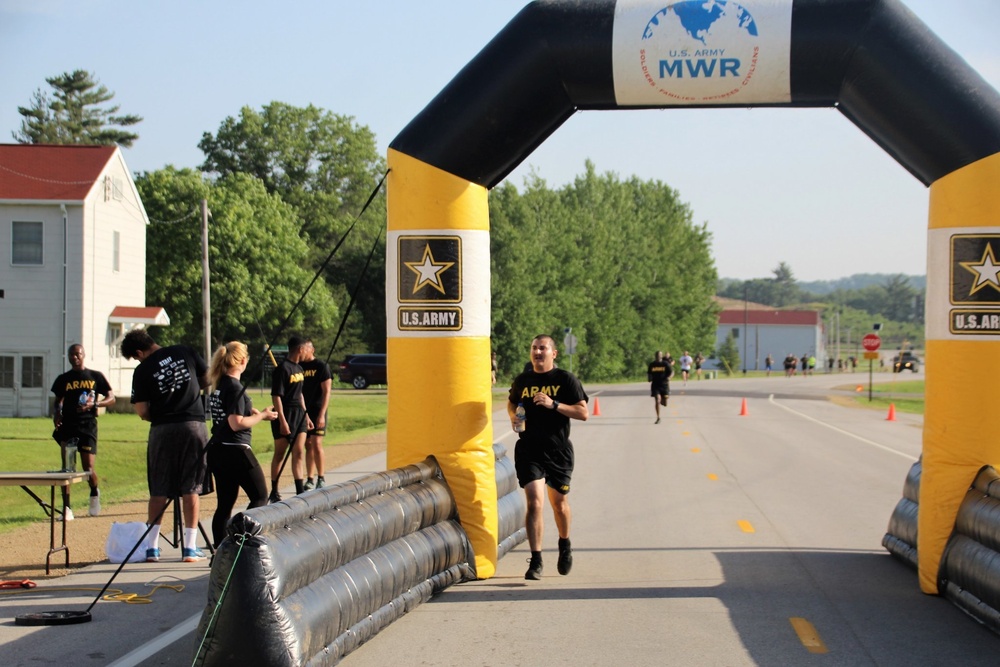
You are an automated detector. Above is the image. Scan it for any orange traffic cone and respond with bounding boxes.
[739,398,749,416]
[886,403,897,421]
[592,397,601,416]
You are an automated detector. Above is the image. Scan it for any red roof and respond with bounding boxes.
[718,309,819,326]
[109,306,169,325]
[0,144,117,201]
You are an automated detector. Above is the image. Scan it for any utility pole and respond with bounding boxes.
[201,199,211,363]
[743,282,748,375]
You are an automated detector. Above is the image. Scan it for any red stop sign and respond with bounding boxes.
[862,333,881,351]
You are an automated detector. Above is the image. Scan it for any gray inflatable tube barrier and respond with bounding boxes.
[884,461,1000,634]
[193,447,526,666]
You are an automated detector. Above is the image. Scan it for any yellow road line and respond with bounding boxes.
[690,447,701,453]
[707,473,718,481]
[789,617,829,654]
[737,520,755,533]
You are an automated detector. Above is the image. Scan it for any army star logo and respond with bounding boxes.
[397,235,461,304]
[959,242,1000,295]
[405,245,454,295]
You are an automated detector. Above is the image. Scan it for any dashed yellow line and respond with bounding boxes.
[690,447,700,453]
[707,473,718,481]
[682,431,691,436]
[737,520,755,533]
[790,617,829,654]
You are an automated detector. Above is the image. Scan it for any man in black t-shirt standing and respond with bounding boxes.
[647,350,673,424]
[508,334,589,581]
[269,336,313,501]
[300,339,332,490]
[51,344,115,519]
[122,329,209,563]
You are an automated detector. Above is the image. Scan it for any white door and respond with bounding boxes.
[0,353,47,417]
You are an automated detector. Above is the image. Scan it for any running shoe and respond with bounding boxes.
[145,548,161,562]
[525,555,543,580]
[268,490,281,504]
[61,507,74,521]
[89,491,101,516]
[557,538,573,575]
[655,417,660,424]
[182,548,207,563]
[303,478,314,491]
[316,477,326,489]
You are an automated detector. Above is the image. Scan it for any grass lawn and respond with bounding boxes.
[852,379,924,414]
[0,389,388,533]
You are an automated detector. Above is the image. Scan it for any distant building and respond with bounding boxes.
[711,306,826,372]
[0,144,165,417]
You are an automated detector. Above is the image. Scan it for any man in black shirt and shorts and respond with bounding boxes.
[269,336,313,501]
[51,344,115,518]
[121,329,210,563]
[300,338,332,490]
[647,350,673,424]
[508,334,589,580]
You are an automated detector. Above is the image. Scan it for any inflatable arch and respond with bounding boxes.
[386,0,1000,590]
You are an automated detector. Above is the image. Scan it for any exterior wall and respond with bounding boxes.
[78,154,146,396]
[0,203,67,416]
[0,151,147,416]
[711,323,826,371]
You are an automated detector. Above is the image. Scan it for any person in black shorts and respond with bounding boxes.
[269,335,313,501]
[207,341,277,547]
[647,350,673,424]
[300,339,332,490]
[51,344,115,519]
[508,334,589,580]
[121,328,210,563]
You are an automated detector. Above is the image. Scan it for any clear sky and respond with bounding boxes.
[2,0,998,282]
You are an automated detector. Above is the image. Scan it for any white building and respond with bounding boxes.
[0,144,165,417]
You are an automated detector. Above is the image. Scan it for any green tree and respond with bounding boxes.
[715,331,741,376]
[13,70,142,147]
[198,102,387,352]
[135,167,338,351]
[490,163,718,382]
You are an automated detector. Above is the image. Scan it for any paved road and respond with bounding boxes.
[6,372,999,666]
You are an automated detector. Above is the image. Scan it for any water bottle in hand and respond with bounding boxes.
[513,402,526,433]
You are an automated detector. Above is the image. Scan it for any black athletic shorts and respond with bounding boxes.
[651,383,669,397]
[271,405,308,441]
[307,408,326,437]
[514,441,574,495]
[54,420,98,454]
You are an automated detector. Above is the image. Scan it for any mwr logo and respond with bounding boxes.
[398,307,462,332]
[639,0,760,102]
[398,236,461,303]
[951,234,1000,305]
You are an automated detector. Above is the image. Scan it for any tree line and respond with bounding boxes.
[13,71,721,381]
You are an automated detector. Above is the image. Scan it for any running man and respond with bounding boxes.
[647,350,673,424]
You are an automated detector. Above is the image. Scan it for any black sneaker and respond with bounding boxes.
[557,539,573,575]
[268,490,281,504]
[525,556,543,580]
[655,417,660,424]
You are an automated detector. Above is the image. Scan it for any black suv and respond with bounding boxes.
[892,351,920,373]
[338,354,387,389]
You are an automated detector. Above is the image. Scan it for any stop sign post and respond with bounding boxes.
[861,333,881,401]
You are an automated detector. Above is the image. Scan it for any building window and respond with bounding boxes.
[109,323,124,358]
[731,328,740,339]
[0,356,13,389]
[12,221,43,265]
[113,231,121,272]
[21,356,43,388]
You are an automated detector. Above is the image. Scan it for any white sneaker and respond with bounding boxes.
[62,507,75,521]
[89,492,101,517]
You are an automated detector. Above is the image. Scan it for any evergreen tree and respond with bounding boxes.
[13,70,142,147]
